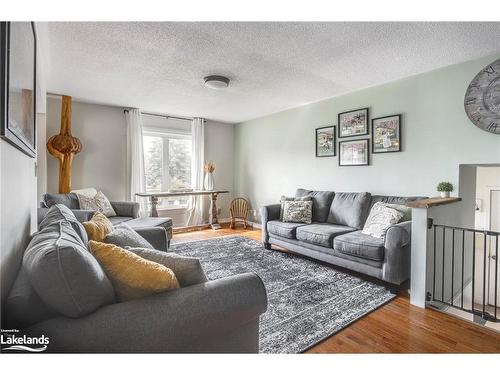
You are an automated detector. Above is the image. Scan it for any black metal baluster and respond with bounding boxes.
[442,227,446,302]
[495,234,498,321]
[433,225,437,301]
[451,228,455,306]
[483,232,487,318]
[461,229,465,309]
[472,231,476,315]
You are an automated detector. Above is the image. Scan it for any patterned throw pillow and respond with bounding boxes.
[362,202,404,239]
[77,190,117,217]
[382,203,412,221]
[280,195,312,220]
[282,200,313,224]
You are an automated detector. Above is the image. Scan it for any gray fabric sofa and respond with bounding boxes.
[261,189,425,285]
[41,193,173,249]
[4,205,267,353]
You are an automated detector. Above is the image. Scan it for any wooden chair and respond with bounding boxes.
[230,197,250,229]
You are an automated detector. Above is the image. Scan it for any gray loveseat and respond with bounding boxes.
[261,189,425,285]
[3,205,267,353]
[41,193,173,250]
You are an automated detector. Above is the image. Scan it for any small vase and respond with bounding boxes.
[440,191,450,198]
[204,172,214,191]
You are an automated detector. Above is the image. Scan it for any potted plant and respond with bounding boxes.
[437,181,453,198]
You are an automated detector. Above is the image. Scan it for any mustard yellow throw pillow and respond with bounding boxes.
[83,212,114,241]
[89,241,180,301]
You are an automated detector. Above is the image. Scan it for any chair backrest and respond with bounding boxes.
[230,197,249,219]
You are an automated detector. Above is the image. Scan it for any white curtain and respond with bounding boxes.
[125,109,147,217]
[187,118,205,225]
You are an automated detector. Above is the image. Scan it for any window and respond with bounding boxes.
[143,127,192,209]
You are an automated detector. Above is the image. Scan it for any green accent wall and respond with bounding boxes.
[234,53,500,221]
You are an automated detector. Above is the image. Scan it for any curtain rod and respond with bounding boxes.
[124,109,196,122]
[47,93,196,123]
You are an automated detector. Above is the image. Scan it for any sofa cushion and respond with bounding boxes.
[39,204,88,243]
[333,230,385,261]
[42,192,80,209]
[295,189,335,222]
[104,223,154,249]
[327,192,372,229]
[23,221,116,318]
[296,223,356,247]
[126,217,173,230]
[267,220,306,239]
[108,216,132,226]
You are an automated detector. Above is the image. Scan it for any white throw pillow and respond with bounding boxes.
[71,187,98,198]
[362,202,403,239]
[77,190,117,217]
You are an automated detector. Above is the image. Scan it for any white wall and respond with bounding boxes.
[234,53,500,222]
[45,100,235,223]
[1,22,47,307]
[46,98,127,201]
[475,166,500,230]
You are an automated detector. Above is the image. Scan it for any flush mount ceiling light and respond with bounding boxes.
[204,75,230,89]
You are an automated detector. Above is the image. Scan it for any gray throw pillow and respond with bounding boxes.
[104,223,154,249]
[362,202,404,239]
[282,200,313,224]
[23,221,116,318]
[39,203,88,243]
[126,247,208,287]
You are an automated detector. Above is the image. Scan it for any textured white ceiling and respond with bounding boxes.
[46,22,500,123]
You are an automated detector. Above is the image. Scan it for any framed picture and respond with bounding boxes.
[0,22,37,158]
[372,114,401,153]
[338,107,369,138]
[315,125,336,157]
[339,139,369,166]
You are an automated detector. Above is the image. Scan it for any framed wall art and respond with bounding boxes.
[0,22,37,158]
[339,139,369,166]
[315,125,335,157]
[372,114,401,153]
[338,107,369,138]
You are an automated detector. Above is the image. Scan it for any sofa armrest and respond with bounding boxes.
[110,201,140,218]
[260,204,281,245]
[37,207,96,225]
[383,221,411,284]
[135,227,168,252]
[26,273,268,353]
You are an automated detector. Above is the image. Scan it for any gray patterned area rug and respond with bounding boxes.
[171,235,395,353]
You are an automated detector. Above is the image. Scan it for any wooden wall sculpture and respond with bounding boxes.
[47,95,82,193]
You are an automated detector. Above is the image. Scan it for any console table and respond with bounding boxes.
[135,190,229,229]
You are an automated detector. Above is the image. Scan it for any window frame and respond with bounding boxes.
[143,126,192,210]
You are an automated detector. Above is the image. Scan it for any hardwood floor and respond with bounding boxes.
[172,224,500,353]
